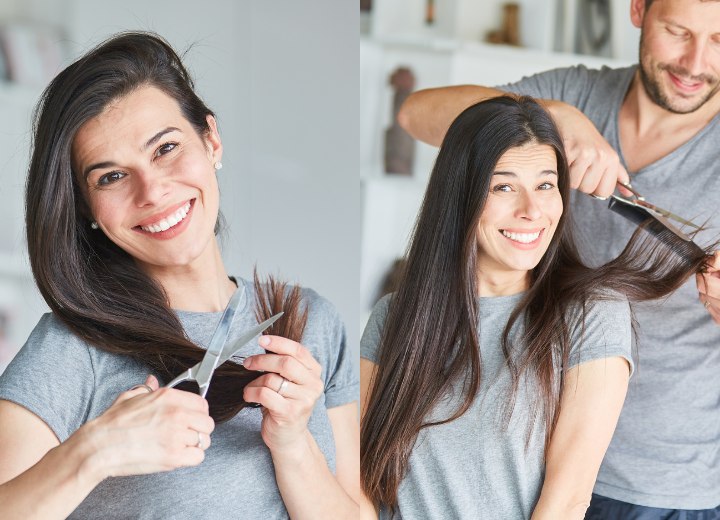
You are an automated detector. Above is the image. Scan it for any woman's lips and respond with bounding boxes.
[499,228,544,249]
[134,199,195,240]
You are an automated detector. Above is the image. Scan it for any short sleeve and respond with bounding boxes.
[0,313,95,441]
[302,289,358,409]
[360,294,392,364]
[497,65,604,110]
[567,295,634,376]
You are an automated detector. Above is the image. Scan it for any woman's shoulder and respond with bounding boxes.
[26,312,89,350]
[567,289,633,371]
[583,288,631,320]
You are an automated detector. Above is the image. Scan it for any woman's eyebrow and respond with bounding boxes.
[141,127,181,151]
[82,127,182,178]
[492,170,558,176]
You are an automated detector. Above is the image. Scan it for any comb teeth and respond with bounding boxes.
[608,197,704,257]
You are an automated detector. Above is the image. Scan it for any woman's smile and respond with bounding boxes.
[135,199,195,239]
[72,85,223,272]
[499,228,545,248]
[475,142,563,291]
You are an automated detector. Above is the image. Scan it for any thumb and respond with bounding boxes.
[114,374,158,404]
[145,374,160,391]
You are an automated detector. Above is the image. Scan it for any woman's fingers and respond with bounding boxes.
[145,374,160,390]
[246,372,302,400]
[89,383,216,477]
[256,335,322,374]
[244,353,314,386]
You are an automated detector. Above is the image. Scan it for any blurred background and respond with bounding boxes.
[360,0,640,322]
[0,0,359,373]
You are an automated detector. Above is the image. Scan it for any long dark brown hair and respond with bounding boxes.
[360,96,712,508]
[25,31,304,422]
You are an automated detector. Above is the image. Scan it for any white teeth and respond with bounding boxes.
[501,230,541,244]
[141,201,191,233]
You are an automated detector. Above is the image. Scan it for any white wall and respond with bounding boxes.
[0,0,360,368]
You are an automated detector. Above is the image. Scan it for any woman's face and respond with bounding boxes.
[72,85,222,273]
[475,142,563,288]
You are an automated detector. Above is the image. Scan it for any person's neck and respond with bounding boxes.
[619,71,720,171]
[141,241,238,312]
[476,271,529,297]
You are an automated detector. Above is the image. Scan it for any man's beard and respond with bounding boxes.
[638,36,720,114]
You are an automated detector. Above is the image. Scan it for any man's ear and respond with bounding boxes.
[630,0,647,30]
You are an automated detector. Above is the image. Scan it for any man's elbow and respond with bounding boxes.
[396,95,416,136]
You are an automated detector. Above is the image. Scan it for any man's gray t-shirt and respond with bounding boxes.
[361,292,632,519]
[501,65,720,509]
[0,277,358,519]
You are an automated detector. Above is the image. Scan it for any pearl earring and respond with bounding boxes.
[214,161,223,171]
[91,222,99,230]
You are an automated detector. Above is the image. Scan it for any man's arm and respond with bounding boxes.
[397,85,506,146]
[398,84,630,197]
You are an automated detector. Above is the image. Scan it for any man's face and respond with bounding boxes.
[634,0,720,113]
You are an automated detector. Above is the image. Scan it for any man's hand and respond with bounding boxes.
[697,251,720,324]
[545,101,631,198]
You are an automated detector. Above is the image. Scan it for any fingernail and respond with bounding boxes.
[243,357,252,368]
[259,336,270,347]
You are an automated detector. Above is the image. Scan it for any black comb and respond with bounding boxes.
[608,195,705,258]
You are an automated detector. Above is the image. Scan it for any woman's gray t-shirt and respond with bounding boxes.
[361,292,632,519]
[0,277,358,519]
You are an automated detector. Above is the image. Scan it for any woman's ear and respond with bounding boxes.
[205,115,223,164]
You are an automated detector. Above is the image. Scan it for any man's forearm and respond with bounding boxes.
[397,85,509,146]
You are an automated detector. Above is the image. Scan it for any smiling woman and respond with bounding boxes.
[0,32,359,519]
[359,96,711,520]
[73,86,223,270]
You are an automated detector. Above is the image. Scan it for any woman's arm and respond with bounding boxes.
[242,335,359,520]
[531,357,630,520]
[0,377,214,519]
[359,357,380,520]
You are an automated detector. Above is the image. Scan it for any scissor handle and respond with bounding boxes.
[166,368,194,388]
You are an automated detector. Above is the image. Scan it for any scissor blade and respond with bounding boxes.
[194,288,245,397]
[636,200,702,230]
[217,312,284,366]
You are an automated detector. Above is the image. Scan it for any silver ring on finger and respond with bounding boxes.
[196,431,203,449]
[704,300,711,309]
[129,383,153,393]
[276,377,288,396]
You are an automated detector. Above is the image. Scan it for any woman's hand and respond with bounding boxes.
[77,375,215,481]
[242,336,324,453]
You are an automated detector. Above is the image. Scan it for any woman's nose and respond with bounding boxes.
[516,191,542,220]
[133,169,170,207]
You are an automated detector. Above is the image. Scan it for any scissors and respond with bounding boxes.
[165,287,283,397]
[614,181,701,230]
[606,181,701,242]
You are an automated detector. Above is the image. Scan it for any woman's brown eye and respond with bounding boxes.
[98,171,126,186]
[156,142,177,156]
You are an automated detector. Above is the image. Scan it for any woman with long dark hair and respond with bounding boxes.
[360,96,709,519]
[0,32,358,518]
